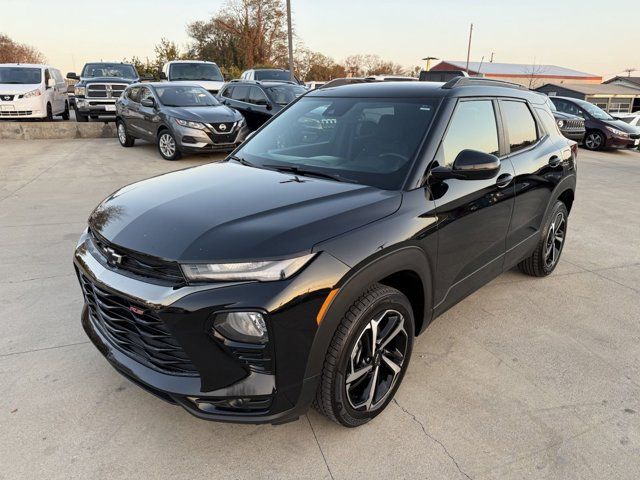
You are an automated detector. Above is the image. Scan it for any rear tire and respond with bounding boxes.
[117,120,135,147]
[584,130,605,150]
[518,201,568,277]
[157,130,182,161]
[314,283,414,427]
[61,101,70,121]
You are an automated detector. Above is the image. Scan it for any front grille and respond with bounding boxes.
[87,83,128,99]
[0,110,32,116]
[79,273,198,376]
[630,133,640,140]
[205,130,239,144]
[0,94,15,101]
[90,230,185,285]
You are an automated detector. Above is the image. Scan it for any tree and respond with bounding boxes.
[187,0,288,73]
[0,33,46,64]
[343,54,407,77]
[295,48,345,81]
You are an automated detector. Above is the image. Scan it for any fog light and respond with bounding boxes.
[213,312,267,344]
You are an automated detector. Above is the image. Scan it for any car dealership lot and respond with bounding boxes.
[1,140,639,479]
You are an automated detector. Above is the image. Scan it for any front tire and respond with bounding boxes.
[61,101,70,120]
[314,283,414,427]
[584,130,605,150]
[75,108,88,122]
[117,120,135,147]
[518,201,568,277]
[157,130,182,160]
[44,103,53,122]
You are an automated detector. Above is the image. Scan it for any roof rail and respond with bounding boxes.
[442,76,528,90]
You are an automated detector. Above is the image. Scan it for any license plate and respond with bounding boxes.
[0,105,14,111]
[104,104,116,112]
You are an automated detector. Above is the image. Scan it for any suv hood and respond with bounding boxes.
[89,162,401,262]
[163,105,240,123]
[602,118,639,133]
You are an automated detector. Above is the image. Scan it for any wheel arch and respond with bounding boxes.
[542,174,576,222]
[304,246,434,381]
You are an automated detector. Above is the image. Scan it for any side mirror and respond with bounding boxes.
[140,97,155,108]
[431,149,500,181]
[47,78,56,88]
[256,98,268,107]
[159,71,167,80]
[66,72,79,80]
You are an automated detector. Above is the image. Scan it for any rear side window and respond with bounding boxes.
[441,100,499,166]
[501,101,538,153]
[535,107,561,136]
[126,87,141,102]
[221,85,234,98]
[231,86,248,102]
[248,86,268,105]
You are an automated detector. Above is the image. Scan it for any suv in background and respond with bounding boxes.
[549,96,640,150]
[67,62,143,122]
[160,60,225,96]
[544,97,585,142]
[75,77,577,427]
[217,80,306,130]
[240,68,302,84]
[0,63,69,120]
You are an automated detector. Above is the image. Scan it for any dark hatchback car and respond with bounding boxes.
[116,83,248,160]
[218,80,307,131]
[549,96,640,150]
[75,78,577,427]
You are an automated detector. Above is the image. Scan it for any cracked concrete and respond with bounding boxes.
[1,139,640,479]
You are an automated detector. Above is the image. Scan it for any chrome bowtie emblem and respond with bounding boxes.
[104,247,123,266]
[219,123,227,131]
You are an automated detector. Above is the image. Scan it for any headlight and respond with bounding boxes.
[556,120,564,128]
[74,86,85,97]
[22,89,42,98]
[175,118,206,129]
[606,126,628,137]
[181,253,315,282]
[212,312,267,344]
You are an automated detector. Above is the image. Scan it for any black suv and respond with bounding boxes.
[74,78,577,427]
[549,96,640,150]
[218,80,307,130]
[68,62,147,122]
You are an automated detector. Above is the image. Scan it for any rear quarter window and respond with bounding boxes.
[501,100,538,153]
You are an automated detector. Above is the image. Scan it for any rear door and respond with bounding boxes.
[430,98,516,315]
[247,86,272,129]
[136,87,158,140]
[228,85,251,127]
[500,99,565,269]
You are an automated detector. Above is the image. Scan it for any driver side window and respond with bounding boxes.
[440,100,499,167]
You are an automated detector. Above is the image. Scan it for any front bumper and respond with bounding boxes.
[605,132,640,149]
[175,121,250,153]
[75,98,117,116]
[0,96,45,118]
[74,232,347,423]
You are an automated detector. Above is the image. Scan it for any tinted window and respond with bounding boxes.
[231,86,249,102]
[248,86,269,105]
[44,69,51,84]
[155,85,219,107]
[501,101,538,153]
[221,85,234,98]
[139,87,154,104]
[535,107,560,136]
[126,86,141,102]
[255,70,292,81]
[169,63,223,82]
[441,100,499,166]
[81,63,137,79]
[552,99,582,117]
[0,67,42,84]
[264,85,306,105]
[236,97,438,190]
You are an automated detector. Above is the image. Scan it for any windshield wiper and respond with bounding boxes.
[229,155,256,167]
[263,164,347,183]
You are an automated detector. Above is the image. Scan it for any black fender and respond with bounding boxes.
[542,172,576,222]
[302,245,434,382]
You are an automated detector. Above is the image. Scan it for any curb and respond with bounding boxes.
[0,121,117,140]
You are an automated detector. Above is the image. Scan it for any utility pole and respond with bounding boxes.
[286,0,294,80]
[422,56,438,71]
[623,68,637,77]
[490,52,495,63]
[465,23,473,73]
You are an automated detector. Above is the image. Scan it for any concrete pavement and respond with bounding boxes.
[1,139,639,479]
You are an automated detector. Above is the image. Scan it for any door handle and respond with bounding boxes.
[496,173,513,188]
[548,155,561,167]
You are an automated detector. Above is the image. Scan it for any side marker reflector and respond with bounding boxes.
[316,288,339,325]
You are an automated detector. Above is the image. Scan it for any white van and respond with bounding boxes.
[0,64,69,120]
[161,60,225,95]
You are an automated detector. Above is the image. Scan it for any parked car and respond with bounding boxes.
[240,68,302,84]
[67,62,145,122]
[321,76,416,89]
[75,77,577,427]
[613,112,640,128]
[160,60,225,95]
[305,81,326,90]
[217,80,307,130]
[548,96,640,150]
[0,63,69,120]
[544,97,585,142]
[115,83,248,160]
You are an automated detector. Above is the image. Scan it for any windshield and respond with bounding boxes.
[255,70,293,81]
[235,96,439,190]
[155,85,219,107]
[265,85,307,105]
[82,63,137,79]
[169,63,223,82]
[0,67,42,84]
[573,98,614,120]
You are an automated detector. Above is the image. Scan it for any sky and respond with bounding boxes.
[2,0,637,79]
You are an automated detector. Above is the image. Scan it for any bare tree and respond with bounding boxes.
[525,63,548,89]
[0,33,46,64]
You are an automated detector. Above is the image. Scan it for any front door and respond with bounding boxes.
[428,98,516,315]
